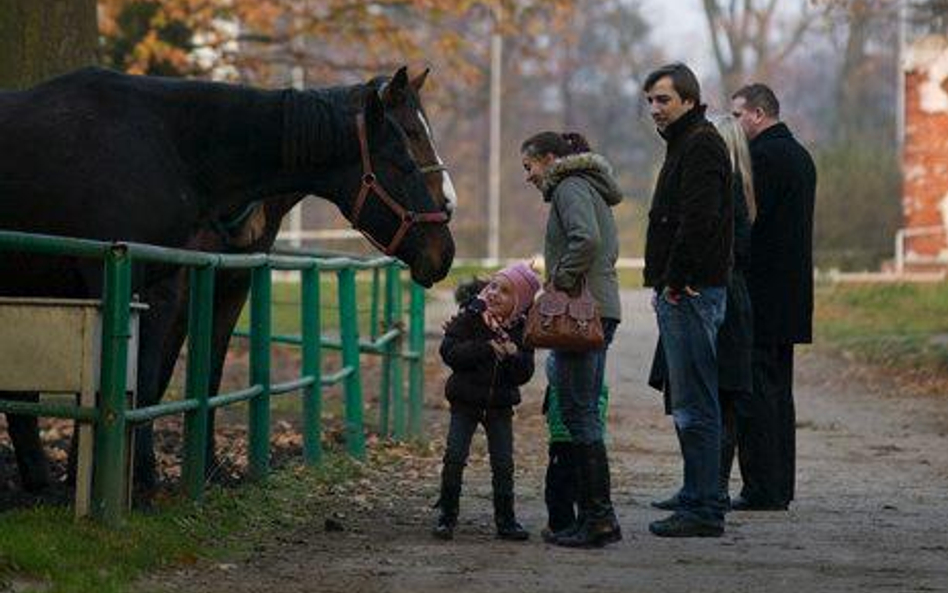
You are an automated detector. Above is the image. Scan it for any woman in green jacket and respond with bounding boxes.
[520,131,624,548]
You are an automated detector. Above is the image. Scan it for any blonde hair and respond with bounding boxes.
[713,115,756,221]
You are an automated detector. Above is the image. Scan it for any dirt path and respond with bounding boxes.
[145,290,948,593]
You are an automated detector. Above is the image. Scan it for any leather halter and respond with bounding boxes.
[349,112,450,256]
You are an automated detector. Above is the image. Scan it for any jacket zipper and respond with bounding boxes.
[487,357,499,405]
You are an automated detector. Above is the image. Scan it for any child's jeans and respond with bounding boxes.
[442,406,515,498]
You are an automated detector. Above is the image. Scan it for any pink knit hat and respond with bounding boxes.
[495,261,541,319]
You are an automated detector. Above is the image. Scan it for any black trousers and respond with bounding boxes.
[745,343,796,506]
[442,406,515,498]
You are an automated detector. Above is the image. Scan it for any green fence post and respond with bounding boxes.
[182,265,214,500]
[337,267,365,458]
[391,270,406,440]
[378,264,396,438]
[370,267,380,341]
[248,265,272,480]
[301,265,322,465]
[92,244,132,527]
[407,282,426,439]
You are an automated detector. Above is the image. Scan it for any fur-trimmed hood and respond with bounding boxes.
[540,152,624,206]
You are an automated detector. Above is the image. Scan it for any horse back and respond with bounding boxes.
[0,68,210,243]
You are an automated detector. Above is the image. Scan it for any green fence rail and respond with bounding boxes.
[0,230,428,527]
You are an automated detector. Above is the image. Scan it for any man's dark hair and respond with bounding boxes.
[732,83,780,118]
[643,62,701,105]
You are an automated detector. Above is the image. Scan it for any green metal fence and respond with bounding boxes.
[0,230,428,527]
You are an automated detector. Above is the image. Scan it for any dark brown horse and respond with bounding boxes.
[134,67,457,491]
[0,67,455,493]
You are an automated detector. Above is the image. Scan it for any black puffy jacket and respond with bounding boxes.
[439,299,535,410]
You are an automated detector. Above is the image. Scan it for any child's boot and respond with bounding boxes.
[432,493,459,540]
[432,462,462,540]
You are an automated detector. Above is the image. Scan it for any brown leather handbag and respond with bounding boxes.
[524,281,605,351]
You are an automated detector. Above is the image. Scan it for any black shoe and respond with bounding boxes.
[496,519,530,541]
[730,495,788,511]
[649,512,723,538]
[650,492,681,511]
[432,512,457,540]
[493,493,529,541]
[553,517,622,548]
[542,519,581,544]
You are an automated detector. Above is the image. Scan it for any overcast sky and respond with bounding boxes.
[637,0,715,76]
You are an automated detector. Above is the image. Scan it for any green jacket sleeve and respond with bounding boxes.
[551,177,601,292]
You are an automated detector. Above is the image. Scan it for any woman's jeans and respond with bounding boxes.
[656,287,727,523]
[548,319,619,445]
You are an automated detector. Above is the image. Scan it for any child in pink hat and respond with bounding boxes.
[433,261,541,541]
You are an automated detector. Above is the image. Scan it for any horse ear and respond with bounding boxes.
[382,66,410,106]
[410,67,430,92]
[363,87,386,134]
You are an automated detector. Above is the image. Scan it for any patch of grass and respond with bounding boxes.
[237,276,387,337]
[814,281,948,372]
[0,456,361,593]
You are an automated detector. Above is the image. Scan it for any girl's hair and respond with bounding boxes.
[713,115,757,221]
[520,131,591,158]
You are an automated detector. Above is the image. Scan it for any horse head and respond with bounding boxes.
[376,67,457,220]
[341,78,455,287]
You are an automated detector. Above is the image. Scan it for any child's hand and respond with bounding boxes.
[501,341,518,357]
[489,339,507,359]
[489,339,518,359]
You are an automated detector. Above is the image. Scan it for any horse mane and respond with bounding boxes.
[281,85,363,171]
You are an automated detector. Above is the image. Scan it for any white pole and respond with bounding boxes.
[487,20,502,266]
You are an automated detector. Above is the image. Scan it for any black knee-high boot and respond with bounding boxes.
[433,462,463,540]
[545,442,578,533]
[491,455,528,541]
[554,441,622,548]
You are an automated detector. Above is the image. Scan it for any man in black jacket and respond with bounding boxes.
[644,63,733,537]
[731,83,816,511]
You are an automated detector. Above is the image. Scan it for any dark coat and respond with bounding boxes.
[644,105,734,290]
[747,123,817,345]
[439,299,535,410]
[717,176,753,392]
[649,171,754,404]
[541,153,624,321]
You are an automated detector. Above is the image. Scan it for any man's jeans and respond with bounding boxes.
[548,319,619,445]
[656,287,727,523]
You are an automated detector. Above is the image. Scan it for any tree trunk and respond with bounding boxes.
[0,0,98,90]
[835,0,871,140]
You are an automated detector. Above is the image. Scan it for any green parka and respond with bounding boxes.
[540,152,624,321]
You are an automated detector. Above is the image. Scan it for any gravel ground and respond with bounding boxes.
[133,289,948,592]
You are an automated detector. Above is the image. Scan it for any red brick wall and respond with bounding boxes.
[903,43,948,262]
